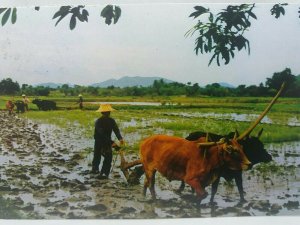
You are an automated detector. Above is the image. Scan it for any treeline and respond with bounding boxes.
[1,68,299,97]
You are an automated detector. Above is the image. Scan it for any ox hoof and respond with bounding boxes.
[240,198,247,203]
[209,201,217,206]
[199,191,208,201]
[174,189,182,195]
[237,199,247,206]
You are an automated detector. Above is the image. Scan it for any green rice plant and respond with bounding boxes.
[19,97,300,145]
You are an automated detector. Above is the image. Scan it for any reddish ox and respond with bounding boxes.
[5,100,15,115]
[140,134,251,205]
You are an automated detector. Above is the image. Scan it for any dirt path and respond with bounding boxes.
[0,111,299,219]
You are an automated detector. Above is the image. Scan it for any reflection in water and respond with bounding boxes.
[165,112,300,126]
[88,101,161,106]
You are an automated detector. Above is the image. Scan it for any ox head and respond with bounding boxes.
[198,135,251,171]
[221,138,251,171]
[32,99,40,104]
[237,128,272,168]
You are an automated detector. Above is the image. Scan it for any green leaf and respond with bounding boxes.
[194,6,206,11]
[101,5,114,25]
[82,9,89,22]
[189,6,209,18]
[222,49,230,64]
[280,7,285,16]
[114,6,121,24]
[0,8,7,15]
[2,8,11,26]
[69,14,76,30]
[101,5,113,17]
[53,6,71,19]
[53,7,71,26]
[11,8,17,24]
[216,54,220,66]
[207,37,212,51]
[248,11,257,19]
[189,11,202,18]
[208,13,214,22]
[208,53,217,66]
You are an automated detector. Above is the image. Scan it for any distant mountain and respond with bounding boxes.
[35,78,234,89]
[218,82,235,88]
[91,76,174,88]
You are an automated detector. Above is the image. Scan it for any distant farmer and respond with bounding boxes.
[78,94,83,110]
[92,104,124,179]
[22,94,30,111]
[5,99,15,115]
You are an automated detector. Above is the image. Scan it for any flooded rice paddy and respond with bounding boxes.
[163,112,300,127]
[0,110,299,219]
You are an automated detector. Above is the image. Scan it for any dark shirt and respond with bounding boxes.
[94,116,122,144]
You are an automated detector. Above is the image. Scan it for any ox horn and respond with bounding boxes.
[237,82,286,140]
[233,129,239,140]
[257,128,264,139]
[197,138,225,147]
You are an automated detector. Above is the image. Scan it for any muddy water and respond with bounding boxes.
[0,111,299,219]
[164,112,300,127]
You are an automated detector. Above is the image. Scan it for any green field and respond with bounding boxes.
[1,95,299,153]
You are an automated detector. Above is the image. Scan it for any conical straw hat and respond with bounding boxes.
[96,104,115,112]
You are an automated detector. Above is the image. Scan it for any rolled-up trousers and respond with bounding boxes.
[92,140,112,176]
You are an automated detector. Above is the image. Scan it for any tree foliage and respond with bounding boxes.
[187,3,297,66]
[0,4,121,30]
[52,6,89,30]
[186,4,256,66]
[0,78,20,95]
[2,69,298,97]
[270,3,288,19]
[0,3,299,66]
[0,8,17,26]
[100,5,121,25]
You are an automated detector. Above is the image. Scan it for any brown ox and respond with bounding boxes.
[140,134,251,204]
[5,100,15,115]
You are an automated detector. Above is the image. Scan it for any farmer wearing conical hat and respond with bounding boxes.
[92,104,124,179]
[22,94,30,111]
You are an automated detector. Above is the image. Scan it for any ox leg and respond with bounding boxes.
[234,172,246,203]
[210,177,220,204]
[176,181,185,194]
[143,178,149,197]
[186,178,208,207]
[149,170,157,200]
[143,169,156,199]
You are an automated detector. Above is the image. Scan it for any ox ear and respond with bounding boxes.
[257,128,264,139]
[218,138,226,144]
[233,130,239,140]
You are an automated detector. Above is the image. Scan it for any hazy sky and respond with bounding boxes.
[1,1,300,86]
